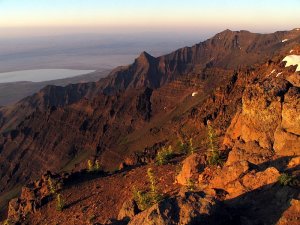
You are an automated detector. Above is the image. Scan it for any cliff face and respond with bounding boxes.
[0,29,299,201]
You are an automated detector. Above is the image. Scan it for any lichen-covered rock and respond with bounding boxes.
[238,80,286,149]
[273,87,300,155]
[224,76,299,159]
[281,87,300,135]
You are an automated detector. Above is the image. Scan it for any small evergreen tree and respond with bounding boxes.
[178,140,189,154]
[178,138,195,155]
[156,146,174,165]
[56,194,65,212]
[133,168,163,210]
[206,121,223,166]
[95,160,101,171]
[188,138,195,155]
[132,188,151,211]
[147,168,158,200]
[48,177,56,194]
[87,160,94,172]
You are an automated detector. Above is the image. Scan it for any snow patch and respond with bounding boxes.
[192,92,198,97]
[281,39,289,43]
[282,55,300,72]
[276,72,283,77]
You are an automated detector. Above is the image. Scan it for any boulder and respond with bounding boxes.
[6,172,62,224]
[273,87,300,156]
[223,110,243,147]
[199,161,250,198]
[275,199,300,225]
[226,141,273,165]
[241,167,280,190]
[223,79,298,156]
[273,127,300,156]
[176,153,206,185]
[7,198,21,224]
[286,73,300,88]
[118,198,140,221]
[239,81,284,149]
[199,162,280,199]
[129,192,224,225]
[287,156,300,169]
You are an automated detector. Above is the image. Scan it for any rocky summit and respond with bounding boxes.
[0,29,299,225]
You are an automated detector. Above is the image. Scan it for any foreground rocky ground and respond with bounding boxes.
[4,149,299,225]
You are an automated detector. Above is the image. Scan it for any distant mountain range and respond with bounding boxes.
[0,69,110,106]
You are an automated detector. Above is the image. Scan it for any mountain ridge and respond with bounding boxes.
[0,29,299,221]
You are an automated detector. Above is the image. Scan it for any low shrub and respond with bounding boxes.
[186,178,197,192]
[278,173,296,186]
[207,150,224,166]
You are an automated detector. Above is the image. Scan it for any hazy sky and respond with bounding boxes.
[0,0,300,36]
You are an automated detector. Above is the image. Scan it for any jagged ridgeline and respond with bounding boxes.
[0,29,300,224]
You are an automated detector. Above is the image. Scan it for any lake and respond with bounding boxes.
[0,69,95,83]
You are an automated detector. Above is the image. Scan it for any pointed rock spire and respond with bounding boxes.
[135,51,155,64]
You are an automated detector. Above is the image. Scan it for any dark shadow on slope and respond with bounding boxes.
[63,164,143,187]
[255,156,297,172]
[220,182,299,225]
[63,170,108,187]
[64,194,95,209]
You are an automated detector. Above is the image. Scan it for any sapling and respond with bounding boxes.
[56,194,65,212]
[206,122,223,166]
